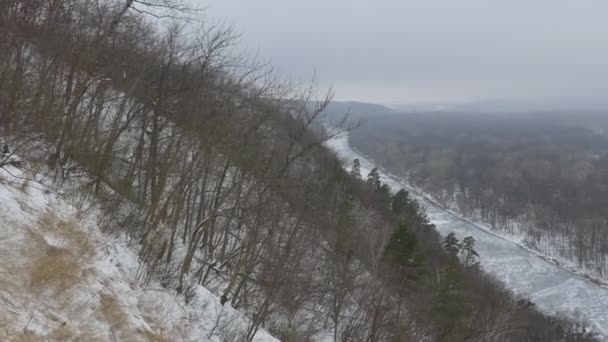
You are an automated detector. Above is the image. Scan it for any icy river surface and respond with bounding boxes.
[325,133,608,339]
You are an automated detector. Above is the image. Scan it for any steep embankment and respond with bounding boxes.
[0,165,278,341]
[325,132,608,339]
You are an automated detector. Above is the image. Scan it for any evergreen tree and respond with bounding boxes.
[377,183,392,209]
[385,222,417,267]
[384,221,425,281]
[391,188,434,228]
[443,232,460,255]
[391,189,412,216]
[460,236,479,268]
[350,158,361,179]
[367,167,381,189]
[431,262,471,339]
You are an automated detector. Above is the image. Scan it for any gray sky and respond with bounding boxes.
[201,0,608,106]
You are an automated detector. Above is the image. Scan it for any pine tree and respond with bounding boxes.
[367,167,381,189]
[431,262,471,339]
[385,222,417,267]
[392,189,412,216]
[391,188,433,228]
[384,222,425,281]
[350,158,361,179]
[443,232,460,255]
[460,236,479,268]
[377,183,392,209]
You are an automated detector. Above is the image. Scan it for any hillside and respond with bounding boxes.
[0,0,600,341]
[0,164,279,341]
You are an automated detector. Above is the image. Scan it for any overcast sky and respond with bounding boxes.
[201,0,608,106]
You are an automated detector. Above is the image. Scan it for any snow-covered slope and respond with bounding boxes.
[0,166,279,342]
[325,133,608,339]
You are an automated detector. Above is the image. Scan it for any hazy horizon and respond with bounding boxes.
[202,0,608,108]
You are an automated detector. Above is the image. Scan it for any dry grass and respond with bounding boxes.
[2,208,167,341]
[36,211,94,258]
[3,331,42,342]
[29,245,81,294]
[99,293,129,333]
[99,293,166,342]
[50,324,74,341]
[142,329,169,342]
[26,211,94,296]
[0,324,76,342]
[0,208,101,341]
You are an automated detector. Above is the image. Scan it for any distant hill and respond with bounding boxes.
[322,101,393,125]
[392,99,608,114]
[323,100,608,133]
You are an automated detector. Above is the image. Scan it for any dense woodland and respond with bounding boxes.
[0,1,598,340]
[348,110,608,280]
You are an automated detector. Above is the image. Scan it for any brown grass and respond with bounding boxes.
[4,332,42,342]
[26,211,94,295]
[29,245,81,294]
[5,210,167,341]
[99,293,129,332]
[50,324,74,341]
[99,293,168,342]
[142,329,169,342]
[36,211,94,258]
[0,324,76,342]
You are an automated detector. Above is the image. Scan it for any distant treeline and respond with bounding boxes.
[349,111,608,279]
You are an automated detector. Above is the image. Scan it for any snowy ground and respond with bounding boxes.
[325,133,608,339]
[0,165,278,341]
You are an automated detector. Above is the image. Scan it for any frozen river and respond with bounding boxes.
[325,133,608,339]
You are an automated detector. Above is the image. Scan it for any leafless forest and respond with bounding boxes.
[0,1,598,340]
[348,111,608,281]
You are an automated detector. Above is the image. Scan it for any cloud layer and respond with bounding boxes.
[203,0,608,106]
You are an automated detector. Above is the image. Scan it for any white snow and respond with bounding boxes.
[0,165,279,341]
[325,132,608,339]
